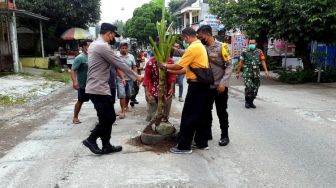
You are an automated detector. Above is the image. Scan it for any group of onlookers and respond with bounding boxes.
[70,22,269,155]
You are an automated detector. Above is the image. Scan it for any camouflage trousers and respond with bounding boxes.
[244,77,260,99]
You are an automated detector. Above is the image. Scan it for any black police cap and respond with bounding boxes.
[100,23,120,37]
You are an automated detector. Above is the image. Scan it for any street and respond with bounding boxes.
[1,0,335,187]
[0,77,335,187]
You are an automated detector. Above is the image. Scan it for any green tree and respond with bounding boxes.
[209,0,336,70]
[168,0,184,13]
[112,20,124,36]
[16,0,100,52]
[123,0,172,43]
[168,0,184,30]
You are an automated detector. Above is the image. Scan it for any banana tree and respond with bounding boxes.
[148,0,176,129]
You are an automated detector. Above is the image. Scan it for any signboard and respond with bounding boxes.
[200,15,224,35]
[231,34,248,57]
[202,15,220,27]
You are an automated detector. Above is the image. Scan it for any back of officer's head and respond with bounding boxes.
[197,25,212,36]
[181,27,197,38]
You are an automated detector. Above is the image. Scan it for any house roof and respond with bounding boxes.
[0,9,49,21]
[174,0,209,15]
[173,0,198,16]
[179,0,197,10]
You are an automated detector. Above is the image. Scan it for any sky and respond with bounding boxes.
[100,0,171,23]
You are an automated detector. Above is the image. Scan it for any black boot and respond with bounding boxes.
[133,99,139,104]
[101,136,122,154]
[219,131,230,146]
[102,143,122,154]
[82,138,103,154]
[249,98,256,108]
[245,97,250,109]
[130,97,139,106]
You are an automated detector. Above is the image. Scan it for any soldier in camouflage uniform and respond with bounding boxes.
[236,39,269,108]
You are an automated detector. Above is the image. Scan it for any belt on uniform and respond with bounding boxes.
[187,79,198,83]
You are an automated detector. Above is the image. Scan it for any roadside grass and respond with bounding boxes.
[0,95,26,106]
[1,68,68,106]
[0,72,13,77]
[41,82,50,89]
[17,72,34,78]
[1,68,70,83]
[41,68,70,83]
[28,88,38,95]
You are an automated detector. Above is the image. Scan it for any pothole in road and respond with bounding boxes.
[126,135,177,154]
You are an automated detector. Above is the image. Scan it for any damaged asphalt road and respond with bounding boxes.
[0,75,335,187]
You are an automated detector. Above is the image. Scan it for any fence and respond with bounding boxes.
[310,42,336,68]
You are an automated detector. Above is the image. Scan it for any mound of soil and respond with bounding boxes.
[127,136,177,153]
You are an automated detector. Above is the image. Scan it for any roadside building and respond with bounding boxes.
[0,0,48,72]
[173,0,221,35]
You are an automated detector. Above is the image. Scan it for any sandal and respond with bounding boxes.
[73,119,82,124]
[119,113,126,119]
[125,108,133,112]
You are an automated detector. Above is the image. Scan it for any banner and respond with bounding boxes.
[231,34,248,57]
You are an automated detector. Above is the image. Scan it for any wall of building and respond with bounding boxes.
[20,57,49,69]
[200,2,210,21]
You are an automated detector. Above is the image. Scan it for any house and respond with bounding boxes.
[173,0,221,35]
[0,0,49,72]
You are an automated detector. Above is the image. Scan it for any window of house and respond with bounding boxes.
[192,16,199,24]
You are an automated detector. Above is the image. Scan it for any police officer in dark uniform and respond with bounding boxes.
[197,25,232,146]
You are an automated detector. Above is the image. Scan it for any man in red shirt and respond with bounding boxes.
[143,57,176,122]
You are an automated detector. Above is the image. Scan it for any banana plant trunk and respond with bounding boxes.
[146,0,176,132]
[149,68,167,126]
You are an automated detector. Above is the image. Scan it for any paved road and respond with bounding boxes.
[0,78,335,187]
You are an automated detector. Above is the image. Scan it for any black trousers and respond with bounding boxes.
[131,81,139,101]
[88,94,116,145]
[205,87,229,139]
[177,82,211,150]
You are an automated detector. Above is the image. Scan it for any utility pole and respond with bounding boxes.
[39,20,45,58]
[10,0,21,72]
[284,41,288,69]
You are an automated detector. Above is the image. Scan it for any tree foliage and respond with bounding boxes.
[16,0,100,52]
[168,0,184,29]
[209,0,336,69]
[112,20,124,36]
[123,0,172,43]
[168,0,184,13]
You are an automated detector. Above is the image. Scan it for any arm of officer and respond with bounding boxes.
[220,60,232,88]
[259,50,270,79]
[163,47,193,70]
[167,68,186,75]
[236,59,244,79]
[220,44,233,88]
[98,44,142,82]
